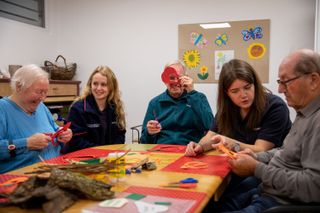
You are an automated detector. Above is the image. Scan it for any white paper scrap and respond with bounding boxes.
[134,201,168,213]
[99,198,128,208]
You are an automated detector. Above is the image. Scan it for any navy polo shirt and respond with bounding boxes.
[210,94,291,147]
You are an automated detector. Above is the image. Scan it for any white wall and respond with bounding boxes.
[0,0,316,143]
[316,0,320,52]
[0,0,59,69]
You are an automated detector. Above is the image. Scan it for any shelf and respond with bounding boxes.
[0,79,81,103]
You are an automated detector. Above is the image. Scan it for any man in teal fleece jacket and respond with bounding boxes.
[140,60,214,145]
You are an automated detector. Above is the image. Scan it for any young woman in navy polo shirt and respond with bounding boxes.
[186,59,291,156]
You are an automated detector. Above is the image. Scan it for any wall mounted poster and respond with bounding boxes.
[178,19,270,83]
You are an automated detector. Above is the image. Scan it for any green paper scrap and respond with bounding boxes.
[80,158,101,164]
[154,201,172,206]
[126,193,146,200]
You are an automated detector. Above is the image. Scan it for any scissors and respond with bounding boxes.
[161,177,198,188]
[179,177,198,184]
[45,122,71,146]
[160,183,197,188]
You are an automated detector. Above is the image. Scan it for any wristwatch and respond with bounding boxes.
[8,140,16,157]
[233,142,241,152]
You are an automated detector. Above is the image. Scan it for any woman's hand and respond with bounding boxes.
[27,133,51,150]
[185,141,203,156]
[211,134,226,149]
[57,128,73,143]
[147,120,161,135]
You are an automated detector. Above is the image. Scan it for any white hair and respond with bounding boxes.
[10,64,49,92]
[164,59,186,70]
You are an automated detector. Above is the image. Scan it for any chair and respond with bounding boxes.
[263,204,320,213]
[130,124,142,143]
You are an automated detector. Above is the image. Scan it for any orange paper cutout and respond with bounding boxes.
[180,161,208,169]
[217,144,237,159]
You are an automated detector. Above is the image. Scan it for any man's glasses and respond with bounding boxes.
[276,75,302,88]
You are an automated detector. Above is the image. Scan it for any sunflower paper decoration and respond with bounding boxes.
[248,43,266,59]
[183,50,200,69]
[197,65,209,80]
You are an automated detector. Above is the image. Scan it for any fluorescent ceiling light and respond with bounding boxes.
[200,23,231,29]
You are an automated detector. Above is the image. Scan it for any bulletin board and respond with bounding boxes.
[178,19,270,83]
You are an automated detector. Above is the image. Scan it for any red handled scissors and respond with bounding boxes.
[45,122,71,146]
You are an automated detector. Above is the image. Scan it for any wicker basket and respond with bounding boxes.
[44,55,76,80]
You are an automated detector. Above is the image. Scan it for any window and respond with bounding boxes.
[0,0,45,28]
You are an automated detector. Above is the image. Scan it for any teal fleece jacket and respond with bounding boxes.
[140,90,214,145]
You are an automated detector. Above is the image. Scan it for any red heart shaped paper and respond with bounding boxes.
[161,67,180,84]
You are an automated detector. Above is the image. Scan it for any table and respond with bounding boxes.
[0,144,231,213]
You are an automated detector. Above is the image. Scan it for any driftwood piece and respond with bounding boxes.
[6,168,115,213]
[42,187,78,213]
[49,168,114,200]
[7,176,77,212]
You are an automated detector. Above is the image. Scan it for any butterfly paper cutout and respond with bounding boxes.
[241,26,263,41]
[215,33,228,46]
[190,32,208,48]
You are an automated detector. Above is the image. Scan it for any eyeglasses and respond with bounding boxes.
[276,75,302,88]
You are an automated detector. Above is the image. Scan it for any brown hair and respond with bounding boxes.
[216,59,267,137]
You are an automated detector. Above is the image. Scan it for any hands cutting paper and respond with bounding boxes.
[51,122,72,145]
[28,122,73,150]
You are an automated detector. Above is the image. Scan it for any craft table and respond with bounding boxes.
[0,144,231,213]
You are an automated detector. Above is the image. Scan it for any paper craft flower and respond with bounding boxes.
[183,50,200,68]
[197,65,209,80]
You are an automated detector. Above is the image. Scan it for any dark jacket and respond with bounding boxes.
[62,94,125,153]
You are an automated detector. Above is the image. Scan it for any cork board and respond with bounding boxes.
[178,19,270,83]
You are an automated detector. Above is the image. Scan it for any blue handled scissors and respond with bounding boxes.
[180,177,198,184]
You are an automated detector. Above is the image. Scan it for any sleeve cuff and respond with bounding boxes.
[254,162,266,179]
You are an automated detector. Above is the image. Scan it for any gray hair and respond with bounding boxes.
[293,49,320,75]
[10,64,49,92]
[164,60,186,70]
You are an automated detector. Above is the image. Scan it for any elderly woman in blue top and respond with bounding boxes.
[0,64,72,173]
[140,60,214,145]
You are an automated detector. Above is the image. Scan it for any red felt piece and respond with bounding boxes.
[0,174,28,203]
[125,186,206,213]
[161,155,231,178]
[148,144,187,153]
